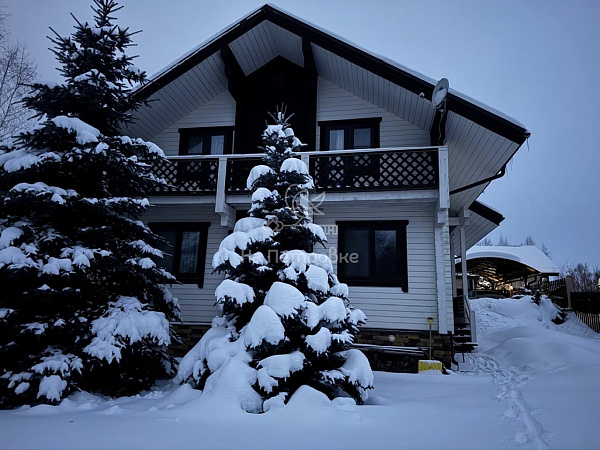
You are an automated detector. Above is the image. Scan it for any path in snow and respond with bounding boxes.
[467,353,550,449]
[466,296,600,449]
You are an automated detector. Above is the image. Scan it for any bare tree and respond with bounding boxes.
[540,243,551,258]
[497,234,509,246]
[524,235,536,246]
[0,5,36,140]
[562,263,600,292]
[477,237,493,246]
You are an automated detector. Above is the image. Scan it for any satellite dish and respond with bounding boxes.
[432,78,449,109]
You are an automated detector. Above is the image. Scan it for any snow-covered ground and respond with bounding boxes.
[1,296,599,450]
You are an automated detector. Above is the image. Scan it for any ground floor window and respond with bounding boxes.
[149,222,210,287]
[336,220,408,291]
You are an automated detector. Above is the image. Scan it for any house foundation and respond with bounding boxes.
[171,324,453,372]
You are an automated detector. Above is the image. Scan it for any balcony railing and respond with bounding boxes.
[150,147,441,195]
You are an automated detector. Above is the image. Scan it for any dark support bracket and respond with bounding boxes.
[303,38,318,151]
[220,46,245,101]
[220,46,246,153]
[430,107,448,146]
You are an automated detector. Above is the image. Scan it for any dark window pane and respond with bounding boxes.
[353,127,371,148]
[179,231,200,274]
[375,230,397,279]
[344,229,370,278]
[211,135,225,155]
[329,129,345,150]
[155,230,176,273]
[186,135,204,155]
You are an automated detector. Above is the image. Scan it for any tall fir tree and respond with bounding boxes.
[177,107,373,412]
[0,0,179,407]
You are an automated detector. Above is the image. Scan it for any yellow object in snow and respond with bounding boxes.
[418,360,443,373]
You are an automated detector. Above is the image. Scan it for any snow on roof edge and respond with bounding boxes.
[474,200,502,216]
[137,5,265,89]
[465,245,559,274]
[135,3,529,135]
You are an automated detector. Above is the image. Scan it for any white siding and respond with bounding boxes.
[316,78,430,150]
[149,90,236,157]
[313,201,439,331]
[142,205,226,324]
[228,21,304,76]
[127,53,228,140]
[142,200,443,331]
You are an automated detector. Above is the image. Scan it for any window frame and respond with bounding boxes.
[178,126,234,156]
[336,220,408,291]
[149,222,210,287]
[318,117,382,151]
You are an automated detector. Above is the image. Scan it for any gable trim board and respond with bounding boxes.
[134,4,529,145]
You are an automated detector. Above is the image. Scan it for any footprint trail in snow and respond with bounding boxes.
[466,353,550,449]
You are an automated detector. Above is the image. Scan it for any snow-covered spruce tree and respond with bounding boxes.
[0,0,179,408]
[176,108,373,412]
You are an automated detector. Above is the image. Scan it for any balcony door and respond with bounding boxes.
[318,118,381,188]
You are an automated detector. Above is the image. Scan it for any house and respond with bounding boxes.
[457,245,560,293]
[126,5,530,366]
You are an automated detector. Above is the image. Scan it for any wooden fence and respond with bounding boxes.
[544,277,600,333]
[575,312,600,333]
[545,277,568,308]
[571,292,600,313]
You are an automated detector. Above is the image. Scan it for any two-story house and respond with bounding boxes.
[126,5,529,367]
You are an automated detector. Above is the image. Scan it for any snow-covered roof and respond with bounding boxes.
[466,246,559,275]
[133,4,529,144]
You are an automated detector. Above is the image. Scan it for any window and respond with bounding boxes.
[319,118,381,151]
[149,223,210,287]
[178,127,234,155]
[337,221,408,291]
[318,118,382,187]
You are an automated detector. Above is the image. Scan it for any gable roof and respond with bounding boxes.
[134,4,529,145]
[128,4,530,219]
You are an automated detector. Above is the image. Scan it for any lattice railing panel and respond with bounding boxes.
[310,150,438,191]
[226,157,262,193]
[151,159,218,194]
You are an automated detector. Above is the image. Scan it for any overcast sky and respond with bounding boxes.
[5,0,600,269]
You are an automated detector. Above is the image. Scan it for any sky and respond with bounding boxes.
[4,0,600,269]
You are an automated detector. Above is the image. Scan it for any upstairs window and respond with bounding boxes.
[337,220,408,291]
[319,118,381,151]
[179,127,234,155]
[149,223,210,287]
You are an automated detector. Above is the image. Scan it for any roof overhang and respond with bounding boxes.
[456,245,560,284]
[134,4,529,145]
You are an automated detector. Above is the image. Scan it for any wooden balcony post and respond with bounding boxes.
[215,156,235,228]
[438,146,450,209]
[300,153,312,221]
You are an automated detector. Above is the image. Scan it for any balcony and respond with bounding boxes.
[150,146,444,196]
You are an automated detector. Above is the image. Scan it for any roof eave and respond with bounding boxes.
[134,3,530,145]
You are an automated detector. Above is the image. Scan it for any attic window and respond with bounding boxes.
[179,127,234,155]
[319,118,381,151]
